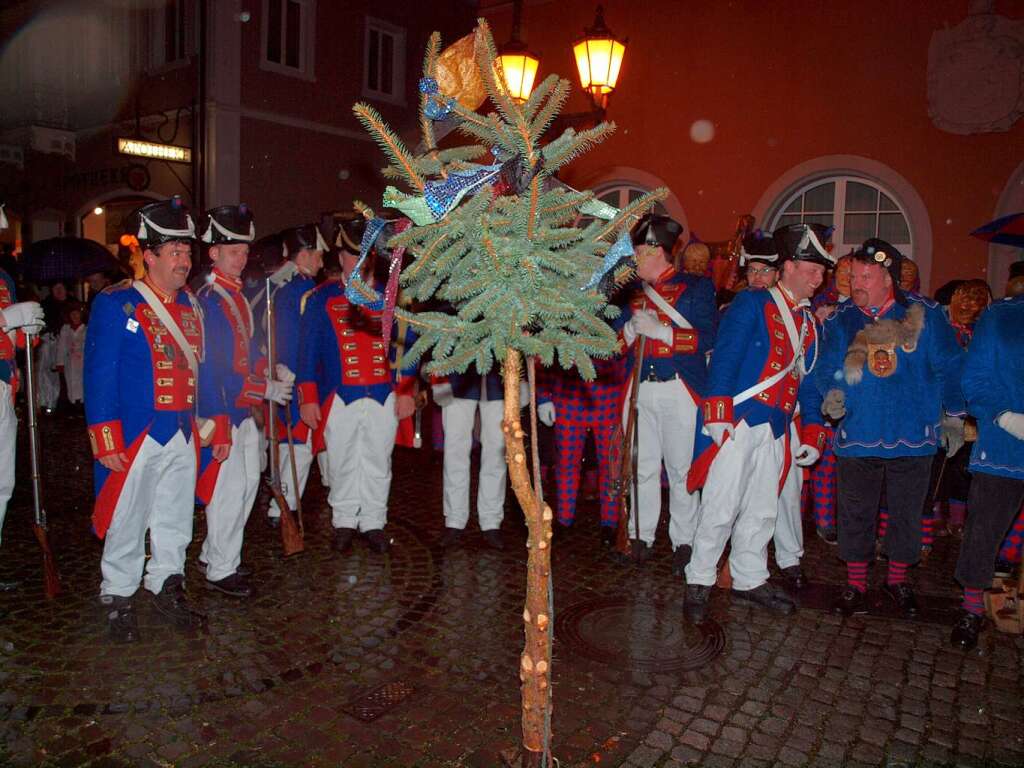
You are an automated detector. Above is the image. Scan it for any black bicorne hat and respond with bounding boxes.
[631,213,683,253]
[739,230,780,267]
[201,204,255,244]
[125,195,196,249]
[281,223,328,258]
[773,223,835,267]
[336,217,367,253]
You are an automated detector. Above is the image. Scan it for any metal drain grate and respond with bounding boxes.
[340,681,415,722]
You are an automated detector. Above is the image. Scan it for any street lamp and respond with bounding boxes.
[496,0,540,102]
[572,6,626,112]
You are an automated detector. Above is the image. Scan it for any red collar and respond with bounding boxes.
[211,268,243,292]
[142,276,176,304]
[651,265,677,287]
[858,291,896,320]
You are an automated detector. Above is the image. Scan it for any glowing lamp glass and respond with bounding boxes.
[497,51,539,102]
[574,36,625,95]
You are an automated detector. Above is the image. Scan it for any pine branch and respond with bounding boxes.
[529,78,571,143]
[593,188,669,243]
[542,121,616,172]
[353,103,425,193]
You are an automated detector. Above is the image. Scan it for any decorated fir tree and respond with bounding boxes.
[352,20,664,765]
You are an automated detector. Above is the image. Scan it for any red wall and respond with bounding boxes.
[482,0,1024,291]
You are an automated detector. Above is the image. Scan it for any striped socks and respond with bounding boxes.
[962,587,984,616]
[847,561,868,592]
[887,560,909,585]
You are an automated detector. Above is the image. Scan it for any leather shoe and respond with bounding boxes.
[781,565,805,590]
[832,585,868,617]
[482,529,505,551]
[816,526,838,545]
[102,596,140,644]
[363,529,391,554]
[152,575,201,630]
[731,583,797,615]
[196,561,252,578]
[950,610,984,650]
[439,527,463,548]
[205,573,253,598]
[684,584,712,623]
[672,545,692,577]
[333,526,356,553]
[883,582,918,618]
[600,526,616,548]
[630,540,653,565]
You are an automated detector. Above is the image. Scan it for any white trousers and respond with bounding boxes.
[36,335,60,410]
[686,421,786,590]
[100,430,196,597]
[0,380,14,547]
[627,379,700,548]
[324,393,398,532]
[267,432,313,518]
[773,426,804,570]
[442,397,506,531]
[200,418,261,581]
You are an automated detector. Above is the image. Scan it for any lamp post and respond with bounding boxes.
[496,0,540,103]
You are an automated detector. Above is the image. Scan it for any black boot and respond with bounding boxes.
[333,526,356,553]
[205,572,253,598]
[731,583,797,615]
[152,575,201,631]
[781,565,805,590]
[684,584,712,623]
[883,582,918,618]
[102,595,140,643]
[482,529,505,551]
[832,585,868,617]
[950,610,984,650]
[672,545,692,577]
[599,526,616,548]
[363,529,391,554]
[439,527,463,548]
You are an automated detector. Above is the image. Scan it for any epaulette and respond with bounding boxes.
[101,278,133,295]
[300,287,316,315]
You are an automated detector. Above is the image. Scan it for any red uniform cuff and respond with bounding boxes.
[211,415,232,447]
[236,375,266,408]
[297,382,319,406]
[801,423,830,453]
[88,420,125,458]
[395,377,416,397]
[703,396,734,425]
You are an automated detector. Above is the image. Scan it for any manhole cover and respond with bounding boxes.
[340,681,416,722]
[555,596,725,673]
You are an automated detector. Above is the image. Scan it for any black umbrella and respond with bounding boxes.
[22,237,118,283]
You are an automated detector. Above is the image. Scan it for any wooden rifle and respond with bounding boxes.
[613,332,646,558]
[264,277,304,556]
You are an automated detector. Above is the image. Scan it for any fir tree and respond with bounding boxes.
[353,20,665,765]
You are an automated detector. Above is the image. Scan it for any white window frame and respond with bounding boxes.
[147,0,193,74]
[362,17,406,106]
[769,175,914,260]
[261,0,317,81]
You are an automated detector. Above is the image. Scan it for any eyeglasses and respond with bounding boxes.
[745,266,777,277]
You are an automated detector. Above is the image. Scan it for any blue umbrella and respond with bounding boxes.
[970,212,1024,249]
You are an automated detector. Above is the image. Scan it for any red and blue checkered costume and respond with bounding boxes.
[544,356,627,528]
[999,505,1024,565]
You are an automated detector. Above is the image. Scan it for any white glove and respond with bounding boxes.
[264,378,294,405]
[794,444,821,467]
[432,382,454,408]
[822,389,846,421]
[997,411,1024,441]
[705,422,734,447]
[1,301,44,331]
[630,310,673,345]
[275,363,295,383]
[538,402,556,427]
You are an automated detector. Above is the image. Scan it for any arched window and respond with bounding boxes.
[592,182,669,216]
[770,176,913,258]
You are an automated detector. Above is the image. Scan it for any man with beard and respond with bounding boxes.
[818,239,965,618]
[85,196,208,642]
[685,224,831,620]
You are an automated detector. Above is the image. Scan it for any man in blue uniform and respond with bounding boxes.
[685,223,831,620]
[817,238,965,618]
[297,224,417,554]
[257,224,324,526]
[617,213,717,566]
[951,293,1024,649]
[0,204,45,597]
[84,196,210,642]
[195,205,293,597]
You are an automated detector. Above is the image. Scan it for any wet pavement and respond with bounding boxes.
[1,412,1023,767]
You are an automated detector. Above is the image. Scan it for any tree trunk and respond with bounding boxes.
[501,348,552,764]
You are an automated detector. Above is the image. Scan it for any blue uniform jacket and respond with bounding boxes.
[615,268,717,396]
[814,294,965,459]
[448,368,505,401]
[0,269,19,385]
[296,278,417,408]
[962,296,1024,480]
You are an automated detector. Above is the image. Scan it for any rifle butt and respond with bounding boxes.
[33,523,61,599]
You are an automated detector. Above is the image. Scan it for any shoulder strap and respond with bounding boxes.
[642,281,692,330]
[208,281,253,345]
[133,280,200,378]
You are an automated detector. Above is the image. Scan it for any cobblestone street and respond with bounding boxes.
[1,414,1023,767]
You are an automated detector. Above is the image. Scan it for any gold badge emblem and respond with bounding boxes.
[866,343,898,378]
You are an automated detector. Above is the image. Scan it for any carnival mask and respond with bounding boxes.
[681,243,710,275]
[949,281,990,326]
[834,257,852,297]
[899,259,919,292]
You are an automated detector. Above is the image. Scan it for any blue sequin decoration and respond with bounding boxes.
[418,77,439,94]
[345,217,389,310]
[423,163,503,221]
[583,231,633,290]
